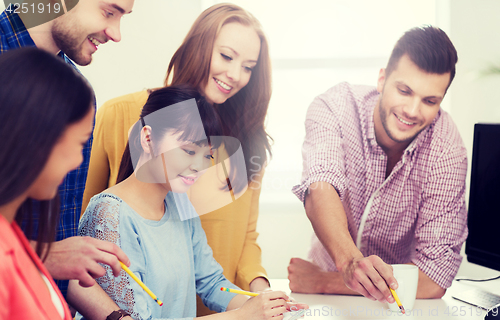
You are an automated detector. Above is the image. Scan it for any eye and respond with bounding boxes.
[104,10,114,17]
[244,66,254,73]
[398,88,410,95]
[183,149,195,156]
[205,154,214,160]
[221,53,232,61]
[424,99,437,106]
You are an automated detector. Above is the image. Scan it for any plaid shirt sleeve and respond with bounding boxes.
[292,85,350,203]
[412,137,468,289]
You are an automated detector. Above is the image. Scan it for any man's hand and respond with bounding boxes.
[288,258,331,293]
[44,236,130,287]
[339,255,397,303]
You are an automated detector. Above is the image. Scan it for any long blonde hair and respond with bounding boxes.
[166,3,272,192]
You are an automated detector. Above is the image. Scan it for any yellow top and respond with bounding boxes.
[82,90,268,315]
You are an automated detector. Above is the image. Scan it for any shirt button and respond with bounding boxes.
[379,155,384,160]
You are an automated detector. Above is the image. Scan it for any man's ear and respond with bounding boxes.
[377,68,386,93]
[140,125,154,156]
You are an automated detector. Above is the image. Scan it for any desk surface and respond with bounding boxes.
[272,262,500,320]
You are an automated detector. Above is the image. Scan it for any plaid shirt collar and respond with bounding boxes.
[0,9,70,64]
[0,9,36,52]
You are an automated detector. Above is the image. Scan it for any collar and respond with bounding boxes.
[404,109,441,155]
[0,9,36,49]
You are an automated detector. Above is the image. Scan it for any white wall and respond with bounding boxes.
[447,0,500,186]
[80,1,203,107]
[445,0,500,277]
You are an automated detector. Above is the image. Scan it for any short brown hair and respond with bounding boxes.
[386,25,458,88]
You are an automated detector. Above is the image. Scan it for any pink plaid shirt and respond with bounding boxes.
[292,82,468,289]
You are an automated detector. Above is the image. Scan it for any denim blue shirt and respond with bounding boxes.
[1,8,95,297]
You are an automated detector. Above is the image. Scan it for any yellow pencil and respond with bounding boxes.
[220,287,259,297]
[389,288,405,314]
[120,261,163,306]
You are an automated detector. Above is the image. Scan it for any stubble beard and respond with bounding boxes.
[51,17,92,66]
[378,95,421,144]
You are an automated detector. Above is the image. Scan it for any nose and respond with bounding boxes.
[105,20,122,43]
[190,154,209,173]
[402,97,420,119]
[226,63,240,83]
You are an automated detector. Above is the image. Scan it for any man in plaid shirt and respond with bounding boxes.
[289,26,467,302]
[1,1,135,318]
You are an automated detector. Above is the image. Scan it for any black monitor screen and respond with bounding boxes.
[465,123,500,271]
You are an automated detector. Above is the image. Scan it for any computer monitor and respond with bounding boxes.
[465,123,500,271]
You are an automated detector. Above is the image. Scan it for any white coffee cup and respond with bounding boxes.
[387,264,419,313]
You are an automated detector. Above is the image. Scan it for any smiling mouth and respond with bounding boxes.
[88,36,102,48]
[178,174,197,185]
[214,78,232,91]
[395,114,416,126]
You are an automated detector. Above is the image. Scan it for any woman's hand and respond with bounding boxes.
[237,290,289,320]
[249,277,271,292]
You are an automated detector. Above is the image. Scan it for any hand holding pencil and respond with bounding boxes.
[389,288,405,314]
[221,287,309,319]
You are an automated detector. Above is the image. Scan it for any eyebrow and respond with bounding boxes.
[221,46,258,64]
[395,81,443,100]
[101,1,132,14]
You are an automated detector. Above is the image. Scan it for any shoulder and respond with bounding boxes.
[0,217,15,254]
[97,90,148,119]
[309,82,378,117]
[316,82,377,107]
[81,193,124,223]
[99,90,148,111]
[0,219,17,288]
[427,110,466,157]
[0,246,15,293]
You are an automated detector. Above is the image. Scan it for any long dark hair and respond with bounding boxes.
[117,85,223,183]
[0,47,94,258]
[166,3,273,192]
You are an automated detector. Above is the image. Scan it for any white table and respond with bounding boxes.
[272,262,500,320]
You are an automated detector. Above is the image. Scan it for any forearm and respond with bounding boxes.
[320,271,361,295]
[305,181,362,271]
[411,264,446,299]
[225,294,250,311]
[67,280,133,320]
[249,277,270,292]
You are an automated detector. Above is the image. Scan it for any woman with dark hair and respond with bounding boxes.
[0,47,94,319]
[83,5,273,314]
[78,86,303,320]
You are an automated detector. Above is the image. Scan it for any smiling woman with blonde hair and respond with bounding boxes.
[83,3,274,316]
